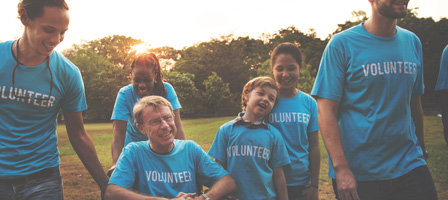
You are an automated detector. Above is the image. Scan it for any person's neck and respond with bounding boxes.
[363,14,397,37]
[149,142,174,154]
[13,37,49,67]
[242,111,264,123]
[279,87,298,98]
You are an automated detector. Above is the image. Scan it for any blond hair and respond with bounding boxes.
[133,96,173,124]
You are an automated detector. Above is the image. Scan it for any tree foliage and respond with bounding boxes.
[163,71,199,114]
[63,35,141,121]
[202,72,237,116]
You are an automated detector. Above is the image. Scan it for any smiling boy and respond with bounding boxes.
[208,76,290,200]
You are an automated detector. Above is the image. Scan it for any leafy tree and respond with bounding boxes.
[202,72,238,116]
[163,71,199,115]
[63,35,142,121]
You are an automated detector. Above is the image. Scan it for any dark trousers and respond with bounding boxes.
[332,165,437,200]
[439,90,448,145]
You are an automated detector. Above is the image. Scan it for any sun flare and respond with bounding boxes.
[132,43,151,55]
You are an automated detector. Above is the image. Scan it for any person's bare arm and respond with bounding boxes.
[410,96,427,160]
[196,175,237,200]
[272,167,288,200]
[105,184,194,200]
[64,112,109,197]
[306,131,320,200]
[317,98,359,200]
[173,109,186,140]
[108,120,127,176]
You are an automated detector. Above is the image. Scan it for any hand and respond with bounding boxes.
[107,165,116,177]
[423,150,429,160]
[173,192,196,200]
[335,168,359,200]
[306,185,319,200]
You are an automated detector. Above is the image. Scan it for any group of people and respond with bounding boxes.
[0,0,446,200]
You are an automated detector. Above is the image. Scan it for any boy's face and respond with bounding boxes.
[244,86,277,120]
[137,105,176,153]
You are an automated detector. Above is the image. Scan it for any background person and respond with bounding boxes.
[269,43,320,200]
[208,77,290,200]
[106,96,236,200]
[311,0,438,199]
[109,52,186,176]
[435,45,448,145]
[0,0,108,199]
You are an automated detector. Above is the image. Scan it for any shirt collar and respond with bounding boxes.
[233,112,269,129]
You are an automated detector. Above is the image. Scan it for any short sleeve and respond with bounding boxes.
[207,124,230,163]
[411,37,425,97]
[109,145,137,189]
[193,142,228,186]
[164,82,182,110]
[60,67,87,113]
[311,38,347,102]
[307,98,319,133]
[111,88,131,121]
[268,128,291,168]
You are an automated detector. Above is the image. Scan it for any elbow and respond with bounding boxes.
[104,185,116,200]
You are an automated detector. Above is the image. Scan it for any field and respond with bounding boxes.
[57,116,448,199]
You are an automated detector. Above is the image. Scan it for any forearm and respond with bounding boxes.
[317,100,349,172]
[410,96,425,151]
[205,175,237,200]
[273,167,288,200]
[105,184,166,200]
[68,128,109,190]
[111,120,127,164]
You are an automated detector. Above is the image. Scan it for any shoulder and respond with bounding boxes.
[118,84,134,93]
[0,40,14,50]
[329,24,364,43]
[396,26,421,43]
[51,51,80,73]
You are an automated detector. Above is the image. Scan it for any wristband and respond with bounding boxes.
[201,193,210,200]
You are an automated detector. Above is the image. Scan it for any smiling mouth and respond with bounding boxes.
[258,103,267,109]
[159,131,172,138]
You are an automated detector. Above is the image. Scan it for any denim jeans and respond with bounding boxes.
[332,165,437,200]
[0,167,63,200]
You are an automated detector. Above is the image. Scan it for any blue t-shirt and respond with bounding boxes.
[435,45,448,91]
[208,120,291,200]
[0,40,87,179]
[109,140,227,198]
[311,24,426,181]
[111,83,181,145]
[268,91,319,186]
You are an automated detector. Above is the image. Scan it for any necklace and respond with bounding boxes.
[12,38,53,100]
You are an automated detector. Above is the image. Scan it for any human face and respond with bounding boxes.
[137,106,176,153]
[273,54,300,90]
[132,66,156,98]
[244,86,277,121]
[23,6,69,57]
[374,0,409,19]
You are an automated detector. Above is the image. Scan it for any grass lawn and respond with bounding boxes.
[57,116,448,199]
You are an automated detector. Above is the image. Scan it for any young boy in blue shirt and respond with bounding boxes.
[208,76,291,200]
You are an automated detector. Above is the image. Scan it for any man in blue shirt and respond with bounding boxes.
[311,0,438,199]
[106,96,236,199]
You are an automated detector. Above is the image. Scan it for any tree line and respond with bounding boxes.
[62,9,448,121]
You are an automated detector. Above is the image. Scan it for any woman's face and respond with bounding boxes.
[23,6,69,57]
[132,66,156,98]
[272,53,300,90]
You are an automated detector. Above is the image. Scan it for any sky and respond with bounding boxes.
[1,0,447,52]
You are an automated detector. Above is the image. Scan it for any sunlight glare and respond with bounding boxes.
[132,43,151,54]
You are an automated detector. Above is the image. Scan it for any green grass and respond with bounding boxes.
[58,116,448,199]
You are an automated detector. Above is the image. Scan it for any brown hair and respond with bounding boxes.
[133,96,173,124]
[131,53,167,98]
[18,0,69,21]
[241,76,279,111]
[270,42,304,72]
